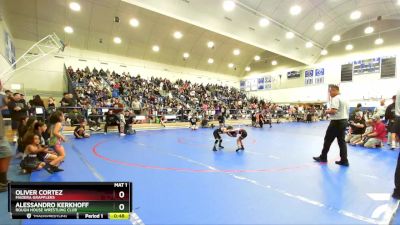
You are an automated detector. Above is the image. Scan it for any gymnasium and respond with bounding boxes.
[1,0,400,224]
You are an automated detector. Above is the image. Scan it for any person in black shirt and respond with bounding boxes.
[8,93,29,142]
[189,115,198,130]
[88,108,101,131]
[104,110,120,134]
[74,120,90,139]
[212,127,228,151]
[386,95,398,149]
[346,112,366,145]
[218,114,225,127]
[124,111,136,135]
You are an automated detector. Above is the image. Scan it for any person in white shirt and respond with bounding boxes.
[374,99,387,119]
[313,85,350,166]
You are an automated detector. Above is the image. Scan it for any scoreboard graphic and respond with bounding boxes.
[8,182,132,220]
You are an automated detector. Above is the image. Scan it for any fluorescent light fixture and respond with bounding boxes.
[332,34,341,42]
[173,31,183,39]
[350,10,361,20]
[113,37,121,44]
[254,55,260,61]
[64,26,73,33]
[183,52,190,58]
[345,44,353,51]
[259,18,270,27]
[364,26,374,34]
[314,22,324,30]
[207,41,214,48]
[152,45,160,52]
[208,58,214,64]
[321,49,328,55]
[374,38,384,45]
[305,42,313,48]
[245,66,251,72]
[271,60,277,65]
[290,5,302,15]
[223,0,236,11]
[69,2,81,11]
[233,49,240,55]
[228,63,234,68]
[286,31,294,39]
[129,18,139,27]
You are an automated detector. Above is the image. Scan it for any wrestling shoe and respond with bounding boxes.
[51,165,64,172]
[212,146,218,151]
[313,156,327,163]
[43,164,54,174]
[335,160,349,167]
[219,145,224,149]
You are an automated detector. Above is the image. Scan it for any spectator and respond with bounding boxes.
[48,97,56,108]
[375,99,387,119]
[131,98,141,115]
[363,115,387,148]
[74,120,90,139]
[0,107,12,192]
[8,93,29,142]
[386,95,399,150]
[104,110,120,134]
[88,108,101,131]
[346,112,366,144]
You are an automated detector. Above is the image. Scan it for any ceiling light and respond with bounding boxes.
[286,31,294,39]
[314,22,325,31]
[345,44,353,51]
[332,34,341,42]
[271,60,277,66]
[321,49,328,55]
[305,42,313,48]
[364,26,374,34]
[207,41,214,48]
[228,63,234,68]
[152,45,160,52]
[233,49,240,55]
[183,52,190,58]
[259,18,270,27]
[398,0,400,5]
[69,2,81,11]
[129,18,139,27]
[208,58,214,64]
[173,31,183,39]
[374,38,384,45]
[254,55,260,61]
[290,5,302,15]
[350,10,361,20]
[223,0,236,11]
[113,37,121,44]
[64,26,73,33]
[245,66,251,72]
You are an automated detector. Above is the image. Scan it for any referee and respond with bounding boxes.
[313,84,349,166]
[392,89,400,199]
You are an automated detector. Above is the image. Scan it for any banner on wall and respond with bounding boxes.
[304,69,314,85]
[4,31,16,66]
[315,68,324,84]
[257,77,265,90]
[265,75,272,89]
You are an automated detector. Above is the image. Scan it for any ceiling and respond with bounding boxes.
[0,0,304,77]
[126,0,400,64]
[1,0,400,77]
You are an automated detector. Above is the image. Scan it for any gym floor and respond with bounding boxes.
[2,121,400,225]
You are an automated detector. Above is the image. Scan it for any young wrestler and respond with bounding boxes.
[74,120,90,139]
[226,126,248,152]
[212,127,228,151]
[21,133,63,174]
[160,114,167,128]
[49,111,66,164]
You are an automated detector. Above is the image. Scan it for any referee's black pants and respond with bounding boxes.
[393,117,400,198]
[320,119,348,161]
